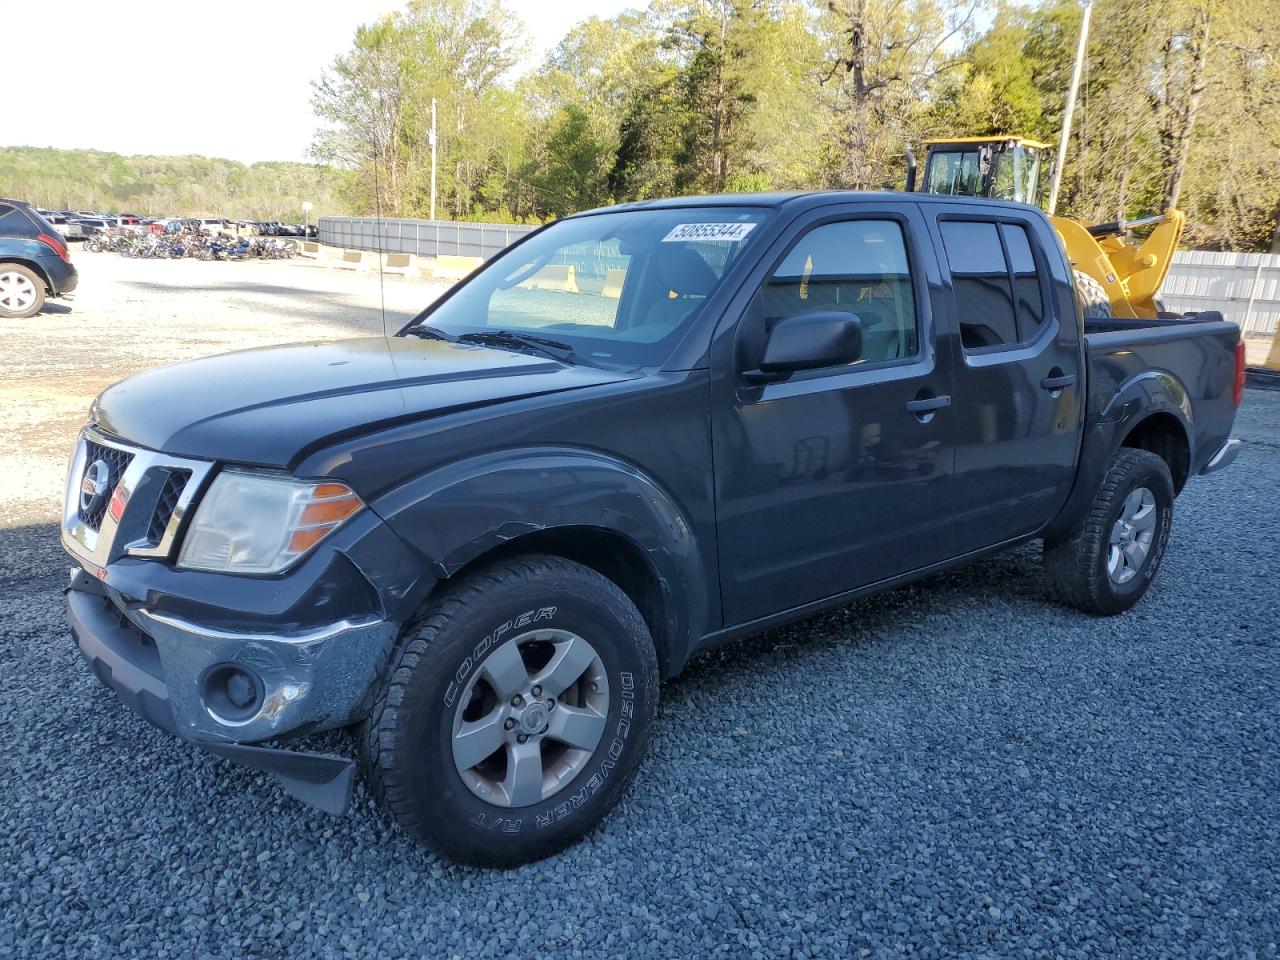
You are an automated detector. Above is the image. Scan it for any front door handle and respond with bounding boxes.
[905,394,951,414]
[1041,373,1077,391]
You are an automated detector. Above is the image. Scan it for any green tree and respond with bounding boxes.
[310,0,527,220]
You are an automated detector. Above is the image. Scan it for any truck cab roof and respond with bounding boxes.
[574,190,1042,219]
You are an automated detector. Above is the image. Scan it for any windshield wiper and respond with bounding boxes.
[401,322,458,342]
[456,330,601,368]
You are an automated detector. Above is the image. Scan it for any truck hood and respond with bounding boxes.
[92,336,636,467]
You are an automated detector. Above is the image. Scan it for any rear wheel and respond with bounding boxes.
[1044,448,1174,615]
[359,555,659,866]
[0,263,45,319]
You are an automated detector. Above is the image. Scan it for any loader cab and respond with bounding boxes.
[919,137,1051,206]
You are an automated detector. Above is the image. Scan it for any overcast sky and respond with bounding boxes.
[5,0,632,165]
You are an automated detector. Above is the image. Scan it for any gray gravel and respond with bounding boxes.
[2,269,1278,958]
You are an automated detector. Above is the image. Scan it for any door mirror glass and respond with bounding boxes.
[760,311,863,374]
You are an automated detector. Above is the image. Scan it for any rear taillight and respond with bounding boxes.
[1233,340,1246,407]
[38,233,69,263]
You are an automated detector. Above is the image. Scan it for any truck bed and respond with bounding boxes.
[1082,309,1240,480]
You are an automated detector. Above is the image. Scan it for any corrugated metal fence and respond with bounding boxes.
[1162,251,1280,338]
[319,216,1280,337]
[318,216,534,261]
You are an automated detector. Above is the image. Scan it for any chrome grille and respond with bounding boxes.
[146,469,191,546]
[78,440,134,530]
[62,429,213,570]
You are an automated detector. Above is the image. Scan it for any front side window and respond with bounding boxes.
[415,207,771,366]
[764,219,919,364]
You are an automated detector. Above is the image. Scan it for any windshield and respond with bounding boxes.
[408,206,772,366]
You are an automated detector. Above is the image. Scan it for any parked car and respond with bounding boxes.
[72,218,106,234]
[192,218,229,235]
[0,197,79,318]
[62,191,1242,865]
[42,213,86,242]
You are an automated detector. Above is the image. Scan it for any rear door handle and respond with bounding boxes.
[1041,373,1076,390]
[905,395,951,414]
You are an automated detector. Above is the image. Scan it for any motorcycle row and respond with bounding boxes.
[85,228,300,261]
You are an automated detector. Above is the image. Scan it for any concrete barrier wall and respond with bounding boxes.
[318,216,535,262]
[320,215,1279,338]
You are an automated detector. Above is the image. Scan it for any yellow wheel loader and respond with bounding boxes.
[906,136,1183,319]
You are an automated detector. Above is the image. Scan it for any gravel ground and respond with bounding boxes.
[2,254,1278,958]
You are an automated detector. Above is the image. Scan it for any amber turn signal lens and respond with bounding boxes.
[288,527,331,554]
[284,481,363,557]
[299,495,361,526]
[312,482,354,499]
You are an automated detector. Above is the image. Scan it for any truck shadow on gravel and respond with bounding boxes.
[670,540,1047,690]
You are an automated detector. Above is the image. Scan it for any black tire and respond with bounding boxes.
[0,262,46,319]
[1074,269,1112,319]
[359,554,659,866]
[1044,448,1174,615]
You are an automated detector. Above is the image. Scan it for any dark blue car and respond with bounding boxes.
[0,197,79,318]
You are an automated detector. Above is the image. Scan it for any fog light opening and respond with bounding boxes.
[201,664,265,724]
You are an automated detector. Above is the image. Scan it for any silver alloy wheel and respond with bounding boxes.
[0,271,38,313]
[451,629,609,808]
[1108,486,1157,585]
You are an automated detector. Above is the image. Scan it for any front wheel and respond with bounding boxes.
[359,555,659,866]
[1044,448,1174,615]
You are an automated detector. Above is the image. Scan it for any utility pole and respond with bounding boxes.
[1048,0,1094,215]
[429,97,438,222]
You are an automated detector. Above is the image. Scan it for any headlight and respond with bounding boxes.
[177,469,363,574]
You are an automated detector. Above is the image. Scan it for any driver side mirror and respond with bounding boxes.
[745,311,863,383]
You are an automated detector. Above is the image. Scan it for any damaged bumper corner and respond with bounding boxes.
[66,569,398,814]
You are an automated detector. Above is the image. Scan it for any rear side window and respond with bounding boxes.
[0,205,36,237]
[940,221,1016,349]
[764,219,919,364]
[940,219,1047,350]
[1001,223,1045,340]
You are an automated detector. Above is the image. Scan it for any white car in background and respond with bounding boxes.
[41,214,86,241]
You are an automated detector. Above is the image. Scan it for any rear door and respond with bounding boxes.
[926,207,1083,552]
[711,201,959,625]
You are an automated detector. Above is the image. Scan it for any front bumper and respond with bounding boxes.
[59,427,435,813]
[66,569,398,813]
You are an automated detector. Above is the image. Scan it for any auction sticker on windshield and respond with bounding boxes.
[661,222,758,242]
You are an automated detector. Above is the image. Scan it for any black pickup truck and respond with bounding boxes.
[62,192,1244,865]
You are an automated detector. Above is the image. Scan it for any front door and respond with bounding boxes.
[712,205,958,626]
